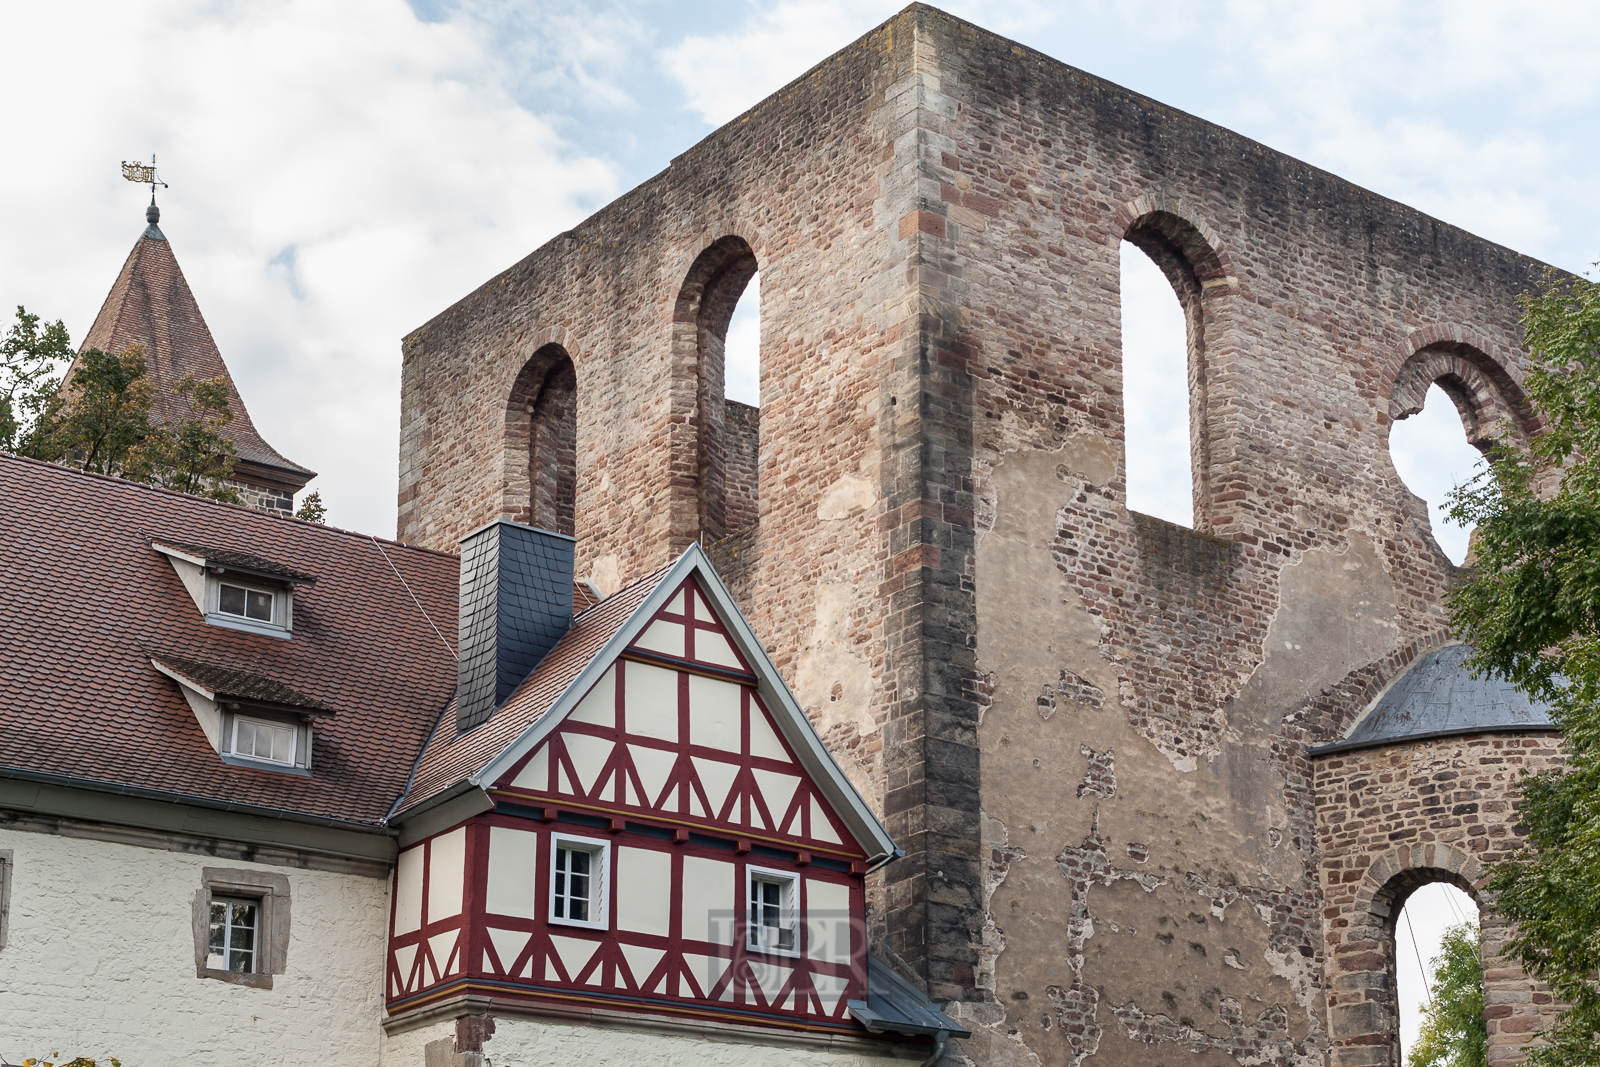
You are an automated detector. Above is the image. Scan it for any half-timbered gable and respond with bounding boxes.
[385,544,898,1037]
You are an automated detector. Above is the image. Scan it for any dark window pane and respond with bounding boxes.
[219,585,246,616]
[210,902,226,924]
[570,850,590,876]
[246,590,273,621]
[229,948,253,973]
[570,898,588,922]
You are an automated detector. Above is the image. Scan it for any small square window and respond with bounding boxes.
[194,868,290,989]
[208,897,259,973]
[232,716,298,766]
[219,583,274,622]
[549,833,609,931]
[747,867,798,955]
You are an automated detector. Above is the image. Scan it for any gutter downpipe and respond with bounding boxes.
[919,1031,950,1066]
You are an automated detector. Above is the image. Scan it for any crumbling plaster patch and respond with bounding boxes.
[794,579,877,736]
[973,445,1397,1065]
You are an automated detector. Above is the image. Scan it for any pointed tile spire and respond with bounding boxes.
[72,205,315,511]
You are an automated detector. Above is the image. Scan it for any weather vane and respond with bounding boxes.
[121,154,168,201]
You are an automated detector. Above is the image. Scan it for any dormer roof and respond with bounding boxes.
[72,213,315,491]
[152,539,319,585]
[149,653,335,718]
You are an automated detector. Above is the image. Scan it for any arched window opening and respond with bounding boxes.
[1388,383,1488,566]
[674,236,759,544]
[1396,882,1482,1064]
[507,345,577,536]
[723,271,761,537]
[1120,238,1195,527]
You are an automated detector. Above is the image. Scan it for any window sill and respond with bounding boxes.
[221,753,311,777]
[206,613,292,640]
[548,916,609,933]
[198,965,274,990]
[747,944,802,960]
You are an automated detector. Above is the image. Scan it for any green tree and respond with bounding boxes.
[129,373,241,504]
[294,489,327,523]
[31,343,155,476]
[0,306,73,453]
[1408,922,1487,1067]
[1447,268,1600,1067]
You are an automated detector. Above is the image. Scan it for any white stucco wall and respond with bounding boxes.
[379,1016,916,1067]
[0,828,389,1066]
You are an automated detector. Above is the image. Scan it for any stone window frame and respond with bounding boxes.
[0,848,12,951]
[193,867,291,988]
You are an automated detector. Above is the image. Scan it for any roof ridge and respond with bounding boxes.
[0,450,456,561]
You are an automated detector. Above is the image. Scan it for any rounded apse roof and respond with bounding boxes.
[1310,643,1557,756]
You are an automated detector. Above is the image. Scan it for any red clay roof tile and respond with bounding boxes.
[0,453,453,824]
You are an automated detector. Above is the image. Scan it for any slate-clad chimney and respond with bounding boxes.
[457,520,575,732]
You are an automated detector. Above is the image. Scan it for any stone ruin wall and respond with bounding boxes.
[396,7,1562,1066]
[725,399,761,536]
[1316,733,1565,1067]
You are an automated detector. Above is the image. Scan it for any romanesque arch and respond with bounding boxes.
[1115,199,1236,531]
[1388,329,1537,453]
[505,343,577,536]
[671,235,760,545]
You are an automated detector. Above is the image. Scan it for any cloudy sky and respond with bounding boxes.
[4,0,1592,1047]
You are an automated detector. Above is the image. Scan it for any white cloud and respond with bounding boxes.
[0,0,616,537]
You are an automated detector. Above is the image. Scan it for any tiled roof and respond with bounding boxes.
[395,561,672,813]
[152,539,319,583]
[149,653,334,715]
[0,453,456,825]
[73,220,314,485]
[1311,643,1559,755]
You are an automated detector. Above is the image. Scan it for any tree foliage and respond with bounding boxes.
[33,343,156,477]
[294,489,327,523]
[2,306,244,504]
[1408,922,1487,1067]
[1447,269,1600,1067]
[129,373,241,503]
[0,306,73,453]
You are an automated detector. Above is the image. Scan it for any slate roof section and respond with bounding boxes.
[0,453,456,825]
[847,956,972,1038]
[149,653,334,716]
[456,522,576,732]
[1311,643,1559,756]
[152,539,319,584]
[73,214,314,488]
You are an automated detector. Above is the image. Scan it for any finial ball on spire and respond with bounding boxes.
[147,201,160,225]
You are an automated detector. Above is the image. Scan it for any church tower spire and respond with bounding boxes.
[68,199,316,512]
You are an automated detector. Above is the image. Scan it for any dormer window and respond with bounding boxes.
[231,715,298,766]
[151,539,316,639]
[219,584,274,623]
[149,654,334,777]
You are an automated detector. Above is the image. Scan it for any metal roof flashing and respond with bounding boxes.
[847,955,971,1040]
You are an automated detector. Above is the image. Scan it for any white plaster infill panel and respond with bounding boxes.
[623,661,679,741]
[394,844,424,934]
[615,846,671,936]
[486,826,539,919]
[427,827,466,923]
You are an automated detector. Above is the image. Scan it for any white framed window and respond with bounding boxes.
[230,715,298,766]
[549,833,609,930]
[208,896,260,973]
[193,867,290,989]
[204,575,293,638]
[747,866,799,955]
[218,582,275,623]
